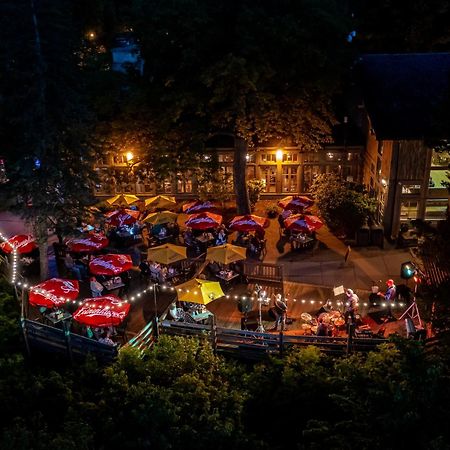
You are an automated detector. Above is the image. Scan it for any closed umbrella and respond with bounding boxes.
[185,212,222,230]
[66,233,109,253]
[105,209,140,227]
[207,244,247,265]
[278,195,314,211]
[89,254,133,276]
[143,211,177,226]
[29,278,79,308]
[73,295,130,327]
[0,234,36,254]
[175,278,224,305]
[147,244,187,265]
[182,200,217,214]
[106,194,140,207]
[144,195,176,209]
[228,214,269,232]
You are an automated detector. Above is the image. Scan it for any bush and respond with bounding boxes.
[247,179,266,209]
[310,173,376,237]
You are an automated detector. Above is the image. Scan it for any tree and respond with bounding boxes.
[124,0,352,213]
[311,173,376,236]
[0,0,99,278]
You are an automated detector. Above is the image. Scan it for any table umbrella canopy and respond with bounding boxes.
[0,234,36,254]
[106,194,140,207]
[143,211,178,226]
[284,214,323,232]
[29,278,79,308]
[144,195,176,209]
[182,200,217,214]
[228,214,269,232]
[278,195,314,211]
[66,233,109,253]
[207,244,247,265]
[147,244,187,265]
[89,254,133,276]
[176,278,224,305]
[73,295,130,327]
[185,212,223,230]
[105,209,140,227]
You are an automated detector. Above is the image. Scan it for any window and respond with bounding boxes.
[218,153,233,162]
[282,166,298,192]
[260,153,276,163]
[260,166,277,192]
[429,169,448,189]
[113,154,127,165]
[303,165,320,192]
[282,152,298,162]
[401,184,421,194]
[431,150,450,167]
[304,152,319,163]
[425,199,448,220]
[246,153,255,163]
[400,200,419,221]
[177,173,193,193]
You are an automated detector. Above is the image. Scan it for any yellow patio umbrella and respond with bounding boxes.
[207,244,247,265]
[147,244,187,265]
[142,210,178,226]
[175,278,224,305]
[144,195,176,209]
[106,194,140,207]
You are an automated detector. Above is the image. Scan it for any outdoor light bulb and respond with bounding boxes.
[126,151,133,162]
[276,149,283,160]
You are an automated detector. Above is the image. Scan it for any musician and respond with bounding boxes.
[344,289,359,324]
[273,294,288,331]
[378,279,396,319]
[316,317,328,336]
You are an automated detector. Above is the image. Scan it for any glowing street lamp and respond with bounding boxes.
[276,148,283,161]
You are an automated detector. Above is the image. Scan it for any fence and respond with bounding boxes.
[22,319,118,363]
[159,320,388,359]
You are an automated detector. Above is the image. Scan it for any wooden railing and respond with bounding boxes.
[123,320,156,353]
[159,320,387,359]
[22,319,118,363]
[243,262,283,284]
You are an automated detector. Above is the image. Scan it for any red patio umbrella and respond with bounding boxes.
[284,214,323,233]
[105,209,140,227]
[89,254,133,276]
[73,295,130,327]
[66,233,109,253]
[29,278,79,308]
[278,195,314,212]
[182,200,217,214]
[228,214,270,232]
[0,234,36,254]
[185,212,223,230]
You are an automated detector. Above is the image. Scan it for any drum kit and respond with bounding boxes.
[300,309,346,335]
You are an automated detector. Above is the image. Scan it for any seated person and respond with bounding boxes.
[215,228,227,245]
[183,228,194,246]
[98,331,116,346]
[316,318,328,336]
[207,261,221,277]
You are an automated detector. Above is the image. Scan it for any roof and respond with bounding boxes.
[359,53,450,140]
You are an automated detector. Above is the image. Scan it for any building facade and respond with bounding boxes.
[359,53,450,238]
[93,143,363,200]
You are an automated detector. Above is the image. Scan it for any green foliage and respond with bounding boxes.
[197,170,233,205]
[247,179,266,209]
[311,173,377,237]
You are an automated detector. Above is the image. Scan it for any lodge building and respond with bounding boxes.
[94,52,450,238]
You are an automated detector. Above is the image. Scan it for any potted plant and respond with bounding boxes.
[265,204,279,218]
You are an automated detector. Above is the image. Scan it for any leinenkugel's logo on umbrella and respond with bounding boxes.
[59,280,78,293]
[11,236,34,248]
[73,239,98,247]
[94,255,129,270]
